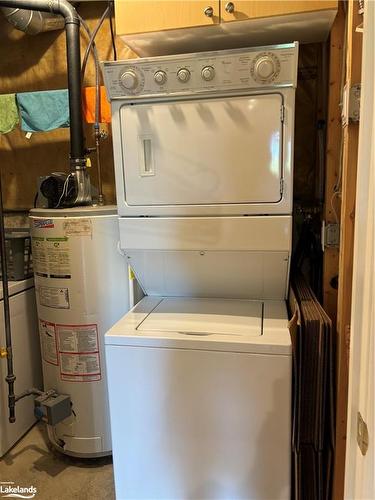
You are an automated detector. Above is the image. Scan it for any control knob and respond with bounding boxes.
[120,70,139,90]
[251,53,280,83]
[201,66,215,81]
[177,68,191,83]
[250,52,280,83]
[255,56,275,80]
[154,70,167,85]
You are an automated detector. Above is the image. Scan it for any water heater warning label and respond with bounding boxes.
[39,286,70,309]
[32,238,48,276]
[63,218,92,237]
[59,354,101,382]
[32,237,71,279]
[56,324,101,382]
[39,320,58,366]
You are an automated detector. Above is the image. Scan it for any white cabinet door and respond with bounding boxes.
[121,93,283,207]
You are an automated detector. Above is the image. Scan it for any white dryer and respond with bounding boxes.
[103,42,298,499]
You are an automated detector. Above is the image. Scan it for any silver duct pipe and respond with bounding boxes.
[1,6,64,34]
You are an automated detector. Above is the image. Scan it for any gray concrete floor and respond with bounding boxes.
[0,423,115,499]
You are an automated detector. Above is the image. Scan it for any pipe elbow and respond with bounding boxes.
[51,0,79,25]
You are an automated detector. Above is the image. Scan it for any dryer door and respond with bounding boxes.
[119,93,286,214]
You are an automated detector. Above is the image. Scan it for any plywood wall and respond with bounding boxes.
[1,2,323,213]
[294,43,325,205]
[0,1,136,209]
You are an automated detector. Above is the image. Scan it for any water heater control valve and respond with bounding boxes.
[34,391,72,425]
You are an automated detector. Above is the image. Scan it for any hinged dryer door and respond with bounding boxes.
[120,93,284,213]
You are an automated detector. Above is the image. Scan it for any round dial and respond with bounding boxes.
[154,70,167,85]
[177,68,191,83]
[120,70,139,90]
[256,57,275,79]
[201,66,215,81]
[250,52,281,84]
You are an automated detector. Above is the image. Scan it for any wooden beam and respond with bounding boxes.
[323,2,345,327]
[333,1,363,499]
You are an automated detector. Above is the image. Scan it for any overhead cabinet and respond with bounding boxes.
[115,1,220,34]
[115,0,338,56]
[220,1,338,22]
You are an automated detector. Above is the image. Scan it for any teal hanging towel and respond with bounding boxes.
[16,89,70,132]
[0,94,19,134]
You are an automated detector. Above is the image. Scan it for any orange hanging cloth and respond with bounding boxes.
[82,86,111,124]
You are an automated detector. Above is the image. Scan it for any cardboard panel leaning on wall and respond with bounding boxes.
[0,1,136,210]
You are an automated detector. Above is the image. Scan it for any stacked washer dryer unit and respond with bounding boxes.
[103,43,298,499]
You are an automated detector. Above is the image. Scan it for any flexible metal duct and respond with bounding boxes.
[1,6,64,34]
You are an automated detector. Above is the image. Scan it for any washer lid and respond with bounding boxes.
[137,297,263,337]
[105,296,291,355]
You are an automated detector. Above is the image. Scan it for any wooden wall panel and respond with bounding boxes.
[294,44,321,205]
[333,1,363,498]
[0,1,136,209]
[323,4,345,327]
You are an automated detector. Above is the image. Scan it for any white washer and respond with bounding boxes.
[105,296,291,499]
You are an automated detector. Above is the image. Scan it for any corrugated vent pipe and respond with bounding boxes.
[1,6,65,34]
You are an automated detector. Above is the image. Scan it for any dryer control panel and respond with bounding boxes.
[102,43,298,100]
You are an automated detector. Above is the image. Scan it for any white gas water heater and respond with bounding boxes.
[30,205,129,457]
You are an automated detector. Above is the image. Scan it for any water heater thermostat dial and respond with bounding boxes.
[251,52,280,83]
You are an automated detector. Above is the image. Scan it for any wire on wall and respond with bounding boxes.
[108,1,117,61]
[78,5,111,205]
[330,1,349,225]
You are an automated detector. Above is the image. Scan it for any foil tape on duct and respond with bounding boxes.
[1,6,64,34]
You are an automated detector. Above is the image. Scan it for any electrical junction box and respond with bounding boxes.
[342,83,361,125]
